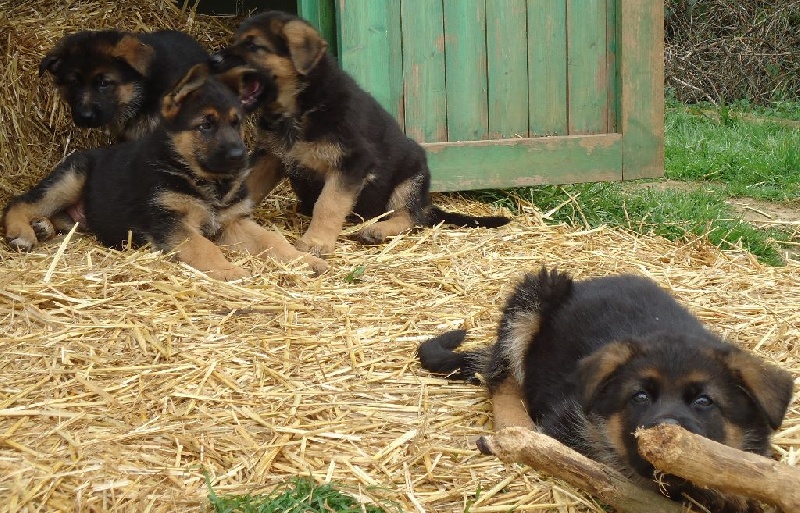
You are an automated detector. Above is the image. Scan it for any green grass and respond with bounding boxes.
[206,475,394,513]
[665,99,800,201]
[465,99,799,266]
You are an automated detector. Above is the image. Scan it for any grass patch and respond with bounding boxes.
[665,99,800,201]
[206,475,393,513]
[464,99,799,266]
[468,183,791,267]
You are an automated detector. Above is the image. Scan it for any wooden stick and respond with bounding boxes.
[637,424,800,513]
[476,427,691,513]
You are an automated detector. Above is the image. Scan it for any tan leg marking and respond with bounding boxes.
[246,152,285,205]
[296,174,359,255]
[174,230,248,281]
[491,377,535,431]
[4,170,85,250]
[217,217,328,275]
[357,209,414,243]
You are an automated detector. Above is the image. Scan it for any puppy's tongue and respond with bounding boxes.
[242,80,262,104]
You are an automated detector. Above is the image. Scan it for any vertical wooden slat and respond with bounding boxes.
[336,1,402,119]
[527,0,568,136]
[387,1,404,130]
[567,0,608,135]
[606,0,620,133]
[443,0,489,142]
[298,0,337,58]
[620,0,664,179]
[401,0,447,143]
[486,0,529,139]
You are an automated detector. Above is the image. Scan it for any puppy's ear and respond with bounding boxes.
[282,20,328,75]
[724,349,794,430]
[161,64,209,119]
[577,341,637,410]
[39,54,61,77]
[110,34,155,76]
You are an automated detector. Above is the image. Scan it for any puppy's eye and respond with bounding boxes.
[230,116,241,128]
[197,121,215,133]
[693,395,713,408]
[631,390,651,404]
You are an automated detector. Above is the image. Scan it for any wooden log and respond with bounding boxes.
[476,427,691,513]
[637,424,800,513]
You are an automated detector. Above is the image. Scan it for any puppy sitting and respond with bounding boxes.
[418,268,793,510]
[210,11,509,256]
[4,64,327,280]
[40,29,209,141]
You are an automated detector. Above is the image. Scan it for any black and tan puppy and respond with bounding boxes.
[4,64,326,280]
[40,29,209,140]
[210,11,509,256]
[418,268,794,509]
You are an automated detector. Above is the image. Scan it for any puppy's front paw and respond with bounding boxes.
[5,222,39,252]
[207,265,250,281]
[356,226,388,245]
[296,235,335,256]
[302,254,329,276]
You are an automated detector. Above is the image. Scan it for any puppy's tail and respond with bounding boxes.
[416,329,488,384]
[425,205,510,229]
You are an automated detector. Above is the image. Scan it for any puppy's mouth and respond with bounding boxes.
[241,78,264,111]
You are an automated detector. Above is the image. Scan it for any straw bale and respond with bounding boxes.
[1,2,798,512]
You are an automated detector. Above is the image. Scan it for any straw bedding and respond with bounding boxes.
[1,2,798,512]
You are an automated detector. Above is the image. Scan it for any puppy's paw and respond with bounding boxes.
[5,223,39,252]
[296,235,335,256]
[301,254,329,276]
[356,226,388,245]
[207,265,250,281]
[32,218,56,241]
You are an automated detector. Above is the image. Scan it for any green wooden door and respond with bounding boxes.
[302,0,664,192]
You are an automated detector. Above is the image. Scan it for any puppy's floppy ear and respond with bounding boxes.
[39,54,61,77]
[724,349,794,430]
[161,64,209,120]
[282,20,328,75]
[577,340,638,410]
[110,34,155,76]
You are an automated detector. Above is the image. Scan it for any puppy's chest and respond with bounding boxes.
[258,115,343,176]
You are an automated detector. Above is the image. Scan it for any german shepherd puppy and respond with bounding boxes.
[418,268,793,510]
[40,30,209,141]
[210,11,509,256]
[4,64,327,280]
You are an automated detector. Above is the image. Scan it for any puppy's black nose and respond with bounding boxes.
[226,146,245,161]
[74,106,100,127]
[210,52,224,64]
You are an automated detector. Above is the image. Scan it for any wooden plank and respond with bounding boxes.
[620,0,664,179]
[401,0,447,143]
[443,0,489,141]
[387,1,404,130]
[298,0,337,58]
[527,0,568,136]
[424,134,622,191]
[567,0,608,135]
[606,0,620,133]
[336,1,401,119]
[487,0,529,139]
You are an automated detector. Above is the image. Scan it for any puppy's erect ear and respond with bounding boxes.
[724,349,794,430]
[282,20,328,75]
[161,64,209,120]
[577,341,637,410]
[110,34,155,76]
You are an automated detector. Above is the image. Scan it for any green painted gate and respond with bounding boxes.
[297,0,664,192]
